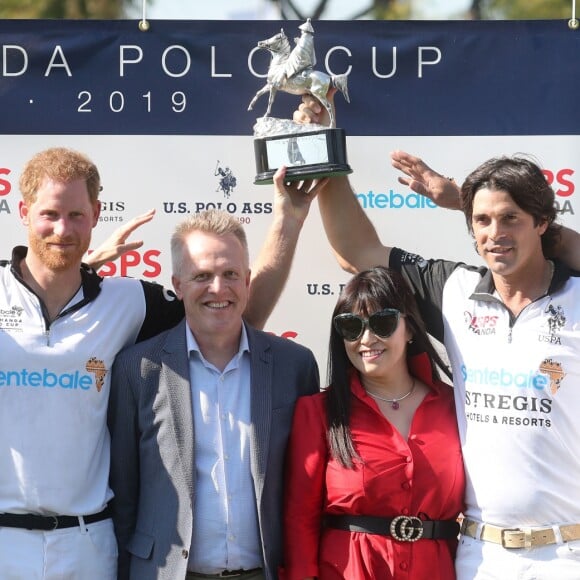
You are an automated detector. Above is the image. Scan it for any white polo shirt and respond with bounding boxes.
[0,247,183,516]
[391,247,580,527]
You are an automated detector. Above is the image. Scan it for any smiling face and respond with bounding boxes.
[471,187,547,280]
[172,230,250,345]
[19,177,100,273]
[342,307,412,382]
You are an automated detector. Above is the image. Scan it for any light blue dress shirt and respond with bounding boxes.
[185,323,262,574]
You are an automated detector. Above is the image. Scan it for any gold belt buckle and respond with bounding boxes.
[500,527,523,549]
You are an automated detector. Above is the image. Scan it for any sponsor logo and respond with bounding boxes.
[538,358,566,395]
[214,161,237,198]
[357,189,437,211]
[93,248,162,278]
[85,357,107,392]
[461,364,548,391]
[0,358,107,392]
[543,168,575,197]
[464,311,498,335]
[543,167,577,216]
[0,167,13,216]
[462,359,566,429]
[539,303,565,345]
[0,305,24,331]
[0,369,93,390]
[0,167,11,196]
[462,363,557,429]
[162,201,272,215]
[98,200,126,224]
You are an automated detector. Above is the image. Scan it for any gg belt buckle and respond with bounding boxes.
[390,515,424,542]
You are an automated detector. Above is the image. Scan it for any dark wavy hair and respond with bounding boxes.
[326,266,448,468]
[461,155,561,257]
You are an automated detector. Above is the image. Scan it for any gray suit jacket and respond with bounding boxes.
[108,319,319,580]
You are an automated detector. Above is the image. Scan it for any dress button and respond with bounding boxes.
[401,481,410,490]
[402,507,409,515]
[182,549,189,559]
[400,561,408,571]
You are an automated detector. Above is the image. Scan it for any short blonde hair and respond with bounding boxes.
[19,147,101,205]
[171,210,249,276]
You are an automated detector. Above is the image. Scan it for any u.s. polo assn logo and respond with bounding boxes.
[539,303,566,345]
[214,160,237,198]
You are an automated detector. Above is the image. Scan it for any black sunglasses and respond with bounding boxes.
[333,308,401,342]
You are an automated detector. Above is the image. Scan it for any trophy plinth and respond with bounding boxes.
[253,119,351,185]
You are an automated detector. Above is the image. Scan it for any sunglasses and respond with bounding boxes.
[333,308,401,342]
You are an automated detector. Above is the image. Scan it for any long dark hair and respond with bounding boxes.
[461,155,561,257]
[326,266,448,468]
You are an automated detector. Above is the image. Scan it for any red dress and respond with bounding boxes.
[282,354,465,580]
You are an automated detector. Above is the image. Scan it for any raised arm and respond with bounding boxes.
[294,94,390,274]
[244,166,324,330]
[316,176,390,273]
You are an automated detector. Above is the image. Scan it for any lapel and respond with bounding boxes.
[159,319,195,497]
[247,326,273,500]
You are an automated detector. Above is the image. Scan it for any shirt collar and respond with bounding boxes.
[185,321,250,362]
[470,258,571,302]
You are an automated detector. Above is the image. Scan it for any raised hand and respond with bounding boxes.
[86,209,155,270]
[390,150,461,210]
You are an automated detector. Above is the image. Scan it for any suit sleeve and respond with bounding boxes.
[283,395,327,579]
[303,352,320,396]
[108,352,141,580]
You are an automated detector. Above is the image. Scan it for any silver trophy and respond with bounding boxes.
[248,19,352,185]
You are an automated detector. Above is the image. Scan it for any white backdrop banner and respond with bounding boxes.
[1,19,578,370]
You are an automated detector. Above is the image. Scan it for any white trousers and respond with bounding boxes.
[0,518,117,580]
[456,534,580,580]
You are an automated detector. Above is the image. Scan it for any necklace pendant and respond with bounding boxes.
[391,401,400,410]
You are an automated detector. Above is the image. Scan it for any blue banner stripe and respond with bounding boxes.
[0,20,578,135]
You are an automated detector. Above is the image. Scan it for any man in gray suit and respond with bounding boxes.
[108,208,320,580]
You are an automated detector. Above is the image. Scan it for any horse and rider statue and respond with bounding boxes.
[248,19,349,129]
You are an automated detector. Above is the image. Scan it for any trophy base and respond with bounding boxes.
[253,127,352,185]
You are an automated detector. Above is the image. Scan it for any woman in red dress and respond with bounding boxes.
[282,266,465,580]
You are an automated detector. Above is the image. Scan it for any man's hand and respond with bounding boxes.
[390,150,462,210]
[293,88,337,127]
[272,166,328,226]
[86,209,155,270]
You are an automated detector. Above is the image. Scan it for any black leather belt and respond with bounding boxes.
[0,505,111,531]
[324,514,460,542]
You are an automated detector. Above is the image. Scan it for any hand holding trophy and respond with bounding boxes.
[248,19,352,185]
